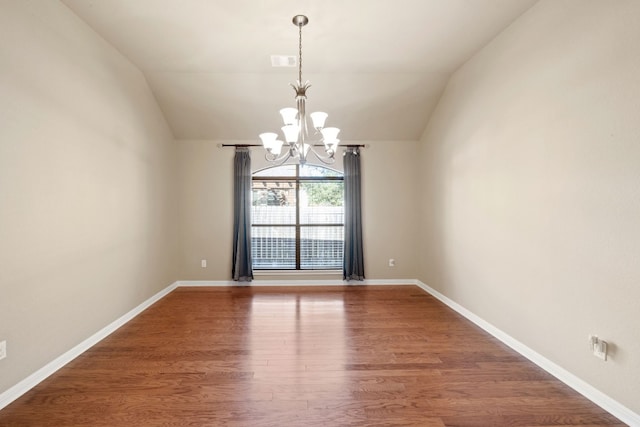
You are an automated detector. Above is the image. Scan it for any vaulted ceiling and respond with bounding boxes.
[62,0,537,141]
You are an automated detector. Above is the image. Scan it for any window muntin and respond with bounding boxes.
[251,165,344,270]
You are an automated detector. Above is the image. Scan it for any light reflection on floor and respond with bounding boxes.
[249,293,346,394]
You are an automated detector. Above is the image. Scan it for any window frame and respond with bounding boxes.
[251,164,344,271]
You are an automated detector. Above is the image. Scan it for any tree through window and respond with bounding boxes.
[251,164,344,270]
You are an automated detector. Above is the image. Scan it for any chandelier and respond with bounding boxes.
[259,15,340,165]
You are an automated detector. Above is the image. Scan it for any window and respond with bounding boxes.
[251,164,344,270]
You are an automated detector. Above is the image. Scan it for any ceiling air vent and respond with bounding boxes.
[271,55,297,67]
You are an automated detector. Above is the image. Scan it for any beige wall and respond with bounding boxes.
[177,141,234,279]
[0,0,178,393]
[417,0,640,414]
[177,140,419,281]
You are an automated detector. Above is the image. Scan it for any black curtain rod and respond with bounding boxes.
[219,143,367,148]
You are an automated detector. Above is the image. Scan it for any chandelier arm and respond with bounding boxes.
[265,148,293,166]
[306,145,336,165]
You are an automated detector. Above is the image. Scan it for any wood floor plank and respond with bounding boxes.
[0,285,625,426]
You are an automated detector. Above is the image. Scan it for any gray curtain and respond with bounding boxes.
[343,147,365,281]
[232,148,253,282]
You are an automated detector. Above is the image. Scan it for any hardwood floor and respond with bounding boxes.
[0,286,625,426]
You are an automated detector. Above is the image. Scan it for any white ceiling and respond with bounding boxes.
[61,0,538,141]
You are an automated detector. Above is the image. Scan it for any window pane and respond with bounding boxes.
[300,182,344,224]
[299,164,341,177]
[252,181,296,225]
[252,226,296,269]
[254,165,296,177]
[300,226,344,269]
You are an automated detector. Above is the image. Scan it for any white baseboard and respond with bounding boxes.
[175,280,237,287]
[413,280,640,427]
[0,281,178,411]
[175,279,416,287]
[2,278,638,426]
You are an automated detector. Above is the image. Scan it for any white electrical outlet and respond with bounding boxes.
[388,258,396,267]
[0,340,6,361]
[201,259,207,268]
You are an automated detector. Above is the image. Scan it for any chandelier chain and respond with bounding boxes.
[298,22,303,84]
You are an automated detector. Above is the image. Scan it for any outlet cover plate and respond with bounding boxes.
[594,341,607,361]
[0,340,6,360]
